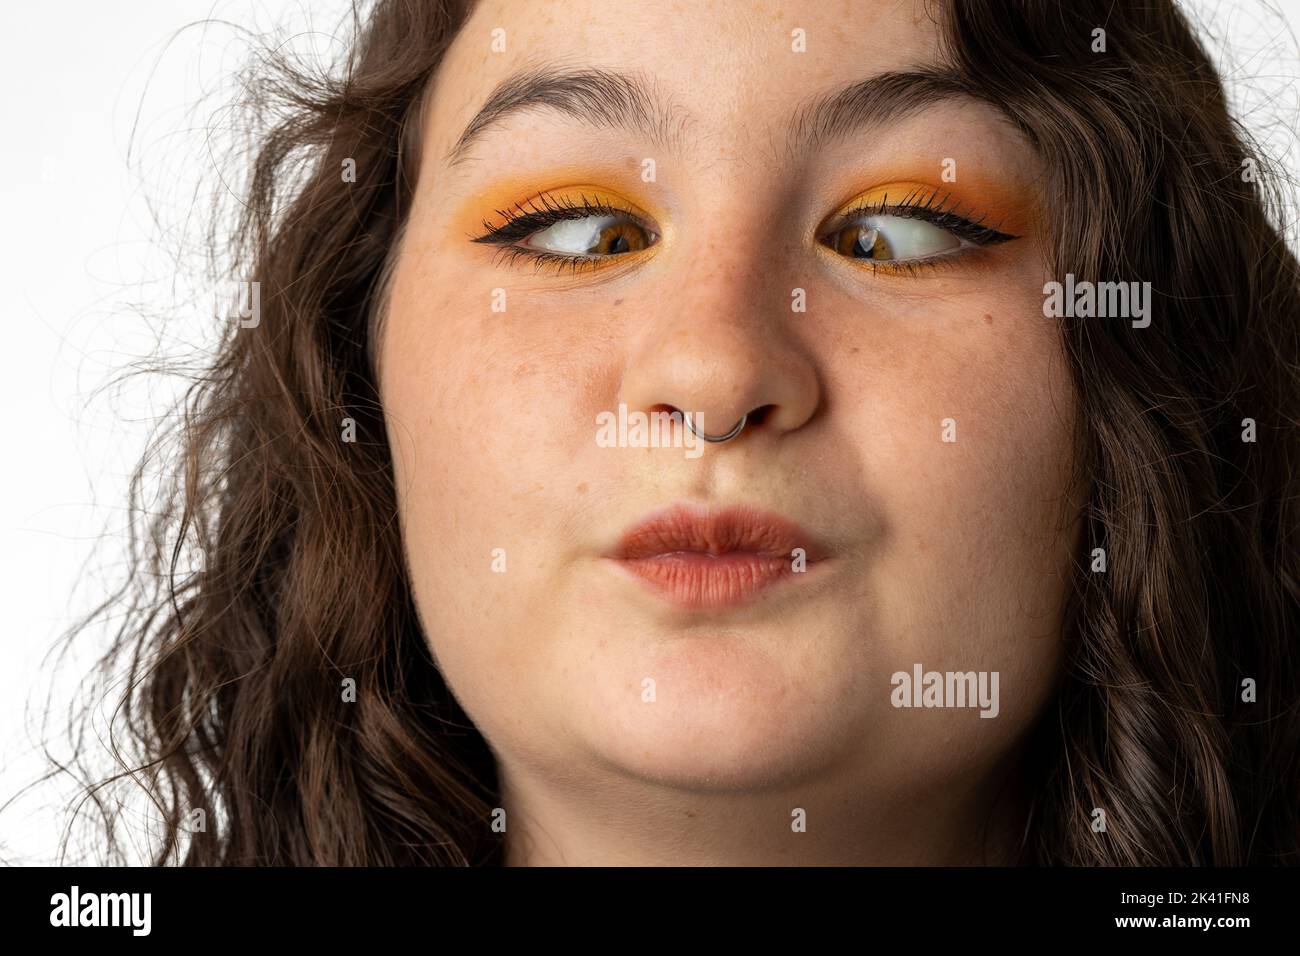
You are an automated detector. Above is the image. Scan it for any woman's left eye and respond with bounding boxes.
[820,214,963,262]
[522,214,656,256]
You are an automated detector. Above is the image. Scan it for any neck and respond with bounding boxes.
[498,749,1029,866]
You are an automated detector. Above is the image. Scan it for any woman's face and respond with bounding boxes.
[380,0,1082,861]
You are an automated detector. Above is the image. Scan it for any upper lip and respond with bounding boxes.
[609,503,826,562]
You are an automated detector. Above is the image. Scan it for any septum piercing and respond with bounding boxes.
[683,411,747,443]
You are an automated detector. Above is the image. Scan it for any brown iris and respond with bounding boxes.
[587,220,652,255]
[828,225,891,260]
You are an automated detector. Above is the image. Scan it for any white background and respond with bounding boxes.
[1,0,1298,864]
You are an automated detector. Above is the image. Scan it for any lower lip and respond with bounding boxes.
[614,551,801,609]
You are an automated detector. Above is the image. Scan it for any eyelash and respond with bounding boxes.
[469,186,1017,277]
[472,192,656,276]
[827,186,1017,276]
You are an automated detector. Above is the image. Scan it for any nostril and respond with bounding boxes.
[649,403,686,427]
[746,405,775,427]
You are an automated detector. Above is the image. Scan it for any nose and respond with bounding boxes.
[617,256,821,445]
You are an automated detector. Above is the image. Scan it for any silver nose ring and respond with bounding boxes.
[683,411,747,443]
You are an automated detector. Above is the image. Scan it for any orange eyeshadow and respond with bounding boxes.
[829,176,1039,236]
[451,169,1038,243]
[451,170,659,240]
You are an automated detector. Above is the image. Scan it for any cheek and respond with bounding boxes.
[838,289,1079,729]
[379,259,518,645]
[381,251,560,516]
[377,254,605,735]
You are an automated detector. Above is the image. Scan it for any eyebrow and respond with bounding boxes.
[443,62,979,169]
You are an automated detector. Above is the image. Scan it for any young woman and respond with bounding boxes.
[55,0,1300,865]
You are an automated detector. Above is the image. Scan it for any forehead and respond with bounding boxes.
[423,0,947,173]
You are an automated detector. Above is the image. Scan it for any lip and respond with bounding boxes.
[607,503,827,609]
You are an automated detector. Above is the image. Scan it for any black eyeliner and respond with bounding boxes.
[833,186,1019,246]
[471,192,654,245]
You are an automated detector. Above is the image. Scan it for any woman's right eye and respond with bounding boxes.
[521,214,657,257]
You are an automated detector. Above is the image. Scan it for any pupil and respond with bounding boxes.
[853,226,881,259]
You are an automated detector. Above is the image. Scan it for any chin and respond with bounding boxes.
[569,669,864,794]
[590,728,848,795]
